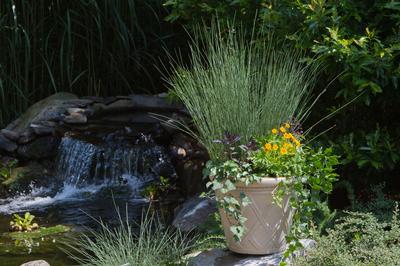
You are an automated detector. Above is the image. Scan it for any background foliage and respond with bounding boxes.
[164,0,400,200]
[294,206,400,266]
[1,0,399,202]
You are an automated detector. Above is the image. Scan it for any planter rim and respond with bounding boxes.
[234,177,287,188]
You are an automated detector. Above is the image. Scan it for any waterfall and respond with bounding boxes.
[0,133,176,214]
[55,135,176,187]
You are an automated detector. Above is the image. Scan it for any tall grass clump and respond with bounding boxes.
[0,0,179,127]
[64,210,193,266]
[166,23,319,159]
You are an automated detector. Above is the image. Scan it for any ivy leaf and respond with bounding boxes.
[240,192,252,206]
[230,225,245,241]
[225,179,236,191]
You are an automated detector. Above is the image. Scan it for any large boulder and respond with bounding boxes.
[169,133,208,196]
[2,161,49,192]
[20,260,50,266]
[0,134,18,152]
[17,136,60,159]
[173,196,217,232]
[187,239,317,266]
[6,92,78,133]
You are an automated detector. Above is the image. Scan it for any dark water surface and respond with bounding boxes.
[0,135,178,266]
[0,190,152,266]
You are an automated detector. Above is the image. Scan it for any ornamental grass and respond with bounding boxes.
[166,22,319,160]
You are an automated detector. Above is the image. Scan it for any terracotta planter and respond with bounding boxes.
[218,177,293,255]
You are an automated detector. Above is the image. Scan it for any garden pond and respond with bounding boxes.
[0,134,179,266]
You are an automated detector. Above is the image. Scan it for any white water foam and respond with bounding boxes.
[0,174,149,214]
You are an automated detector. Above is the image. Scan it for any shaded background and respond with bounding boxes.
[1,0,399,208]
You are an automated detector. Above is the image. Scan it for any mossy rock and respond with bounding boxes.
[1,161,47,192]
[8,225,70,240]
[6,92,78,133]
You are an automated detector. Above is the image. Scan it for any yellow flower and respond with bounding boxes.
[291,136,301,147]
[271,128,278,134]
[280,147,288,155]
[280,126,286,133]
[264,143,272,151]
[284,122,290,128]
[272,144,279,151]
[283,142,293,149]
[283,133,292,139]
[294,140,301,147]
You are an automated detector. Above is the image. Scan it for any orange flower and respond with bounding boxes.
[280,126,286,133]
[284,122,290,128]
[264,143,272,151]
[271,128,278,134]
[272,144,279,151]
[283,133,292,139]
[291,136,301,147]
[280,147,288,155]
[283,142,293,149]
[294,140,301,147]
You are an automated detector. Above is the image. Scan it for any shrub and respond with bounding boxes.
[353,183,398,222]
[294,206,400,266]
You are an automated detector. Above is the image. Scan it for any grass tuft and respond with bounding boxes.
[63,208,194,266]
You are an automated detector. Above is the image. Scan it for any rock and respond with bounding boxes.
[20,260,50,266]
[18,128,36,144]
[81,96,108,103]
[0,155,18,165]
[173,196,217,232]
[63,112,87,124]
[106,99,135,110]
[67,107,86,114]
[291,239,317,259]
[129,94,184,112]
[62,98,94,107]
[176,160,207,196]
[17,136,60,159]
[6,92,78,133]
[0,134,18,152]
[170,133,208,160]
[97,112,160,124]
[188,239,317,266]
[30,122,55,136]
[2,161,49,191]
[169,133,208,196]
[0,129,20,141]
[91,99,134,116]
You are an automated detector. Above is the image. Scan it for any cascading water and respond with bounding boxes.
[55,135,174,188]
[0,132,176,224]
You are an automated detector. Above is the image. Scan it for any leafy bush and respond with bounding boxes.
[294,206,400,266]
[353,183,398,222]
[164,0,400,104]
[332,127,400,171]
[164,0,400,194]
[64,210,193,266]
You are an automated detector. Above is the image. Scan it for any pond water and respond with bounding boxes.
[0,134,178,266]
